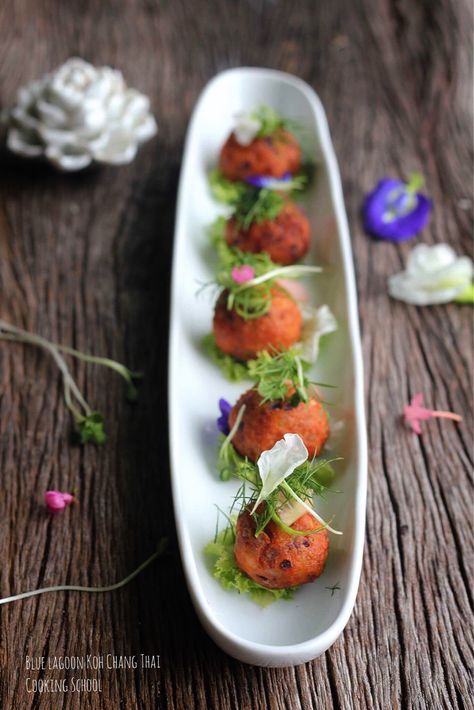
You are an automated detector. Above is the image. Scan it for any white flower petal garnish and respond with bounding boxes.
[5,57,157,171]
[389,244,473,305]
[251,433,308,514]
[233,111,261,146]
[300,304,338,362]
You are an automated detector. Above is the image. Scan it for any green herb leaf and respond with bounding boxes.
[233,187,284,230]
[208,169,248,205]
[247,348,335,404]
[251,105,290,138]
[77,412,106,445]
[247,348,311,404]
[205,525,296,606]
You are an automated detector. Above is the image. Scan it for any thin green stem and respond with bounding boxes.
[0,539,168,605]
[0,321,92,418]
[295,355,307,401]
[270,511,326,537]
[280,480,342,535]
[219,404,246,462]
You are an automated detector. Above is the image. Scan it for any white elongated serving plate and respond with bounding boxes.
[168,68,367,667]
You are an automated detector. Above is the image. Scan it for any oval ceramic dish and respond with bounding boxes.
[168,67,367,667]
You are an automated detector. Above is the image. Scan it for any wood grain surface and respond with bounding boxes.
[0,1,473,708]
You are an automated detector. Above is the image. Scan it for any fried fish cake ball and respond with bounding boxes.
[225,202,310,266]
[235,509,329,589]
[213,290,302,361]
[219,129,301,182]
[228,388,329,462]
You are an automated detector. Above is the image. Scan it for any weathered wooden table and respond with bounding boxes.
[0,1,472,708]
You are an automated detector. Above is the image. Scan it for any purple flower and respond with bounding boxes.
[362,175,432,242]
[217,398,232,435]
[244,172,292,189]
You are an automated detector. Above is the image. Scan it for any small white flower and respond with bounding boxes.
[389,243,473,305]
[300,304,338,362]
[233,111,261,146]
[251,434,308,513]
[5,58,157,171]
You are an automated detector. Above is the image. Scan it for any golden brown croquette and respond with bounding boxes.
[228,388,329,462]
[213,290,302,361]
[219,130,301,182]
[235,509,329,589]
[225,201,310,266]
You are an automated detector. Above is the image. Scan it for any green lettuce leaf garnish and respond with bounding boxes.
[204,526,295,607]
[208,169,248,205]
[202,333,250,382]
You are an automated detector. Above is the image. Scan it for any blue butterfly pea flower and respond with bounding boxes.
[244,172,292,189]
[216,398,232,435]
[363,174,431,242]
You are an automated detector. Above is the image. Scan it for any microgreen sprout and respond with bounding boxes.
[53,344,141,401]
[257,453,339,538]
[216,251,281,320]
[218,261,322,321]
[248,348,333,406]
[232,187,285,230]
[0,538,168,606]
[217,425,341,538]
[216,180,305,233]
[0,320,141,444]
[213,505,237,544]
[248,348,309,404]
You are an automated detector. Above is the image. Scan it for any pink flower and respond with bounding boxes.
[404,393,462,435]
[44,490,75,513]
[231,265,255,284]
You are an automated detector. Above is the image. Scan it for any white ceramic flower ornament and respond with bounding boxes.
[388,243,473,305]
[5,58,157,171]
